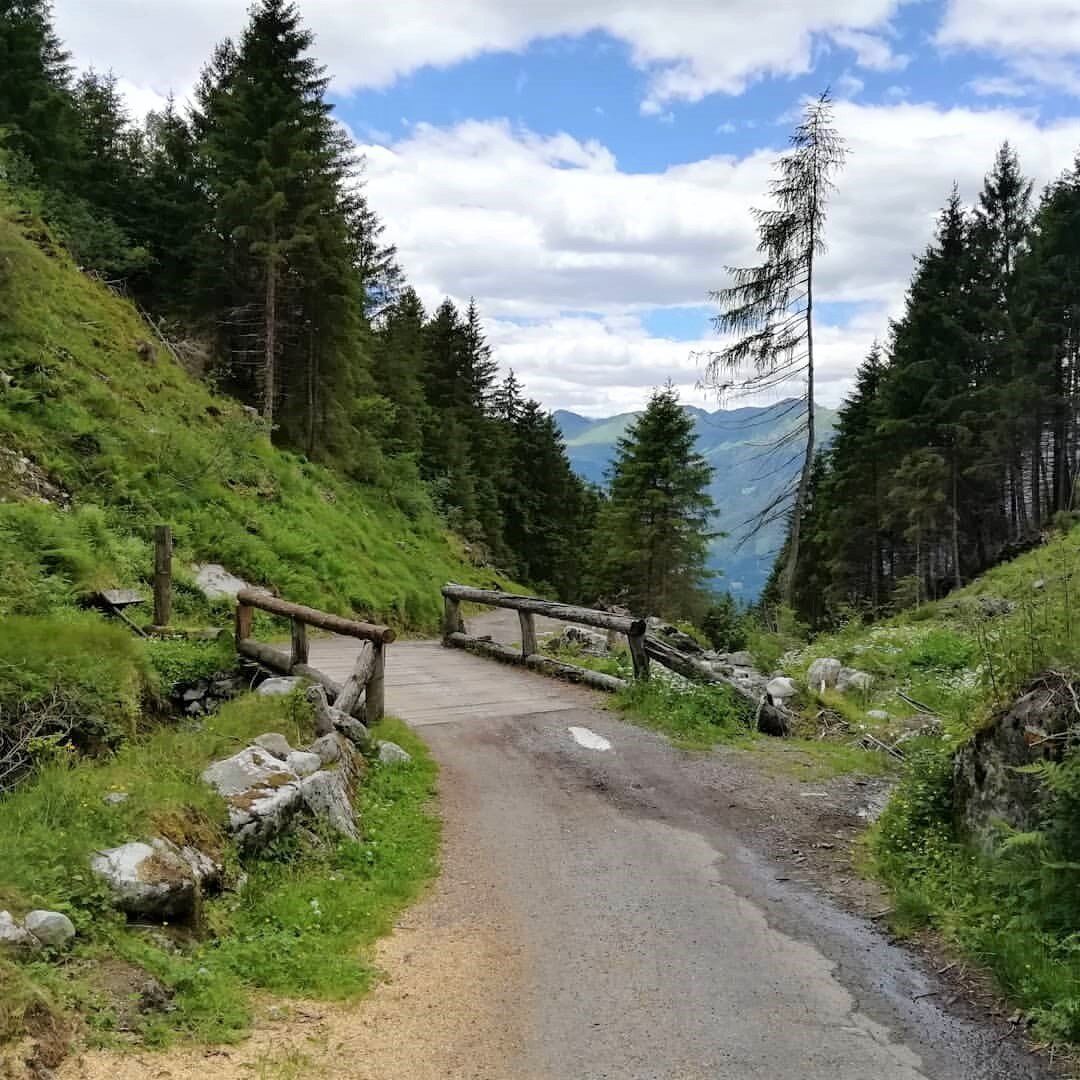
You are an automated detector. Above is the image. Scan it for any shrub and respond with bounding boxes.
[701,595,748,652]
[0,614,152,789]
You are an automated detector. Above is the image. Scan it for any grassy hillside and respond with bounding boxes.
[781,524,1080,1043]
[0,198,502,632]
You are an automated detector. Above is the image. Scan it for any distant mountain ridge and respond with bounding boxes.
[555,400,838,600]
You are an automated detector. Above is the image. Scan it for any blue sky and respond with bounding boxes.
[54,0,1080,415]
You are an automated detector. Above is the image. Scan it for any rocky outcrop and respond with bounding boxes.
[550,625,610,656]
[91,838,222,920]
[299,771,358,839]
[807,657,842,690]
[202,732,362,852]
[193,563,250,601]
[0,911,39,951]
[836,667,873,694]
[955,674,1079,851]
[173,672,246,718]
[646,619,704,656]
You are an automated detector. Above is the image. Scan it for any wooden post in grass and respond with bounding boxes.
[152,525,172,630]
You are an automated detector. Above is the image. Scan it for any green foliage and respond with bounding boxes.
[590,383,716,617]
[0,613,151,769]
[144,636,234,690]
[871,741,1080,1043]
[701,594,748,652]
[614,679,752,750]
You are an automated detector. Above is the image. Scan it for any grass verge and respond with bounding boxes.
[0,697,439,1056]
[612,678,753,750]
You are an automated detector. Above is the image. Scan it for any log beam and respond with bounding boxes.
[236,589,395,643]
[441,585,645,636]
[446,632,627,693]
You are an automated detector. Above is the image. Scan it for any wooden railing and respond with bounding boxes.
[235,589,395,722]
[441,584,649,692]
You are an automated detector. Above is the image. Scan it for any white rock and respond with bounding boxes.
[299,770,358,839]
[103,791,129,806]
[253,732,293,759]
[309,733,344,766]
[377,741,412,766]
[193,563,250,601]
[256,677,304,696]
[837,668,874,694]
[807,658,842,690]
[866,709,890,722]
[90,839,220,920]
[202,746,299,798]
[0,911,37,951]
[727,651,755,668]
[766,677,798,701]
[286,750,322,778]
[24,910,75,948]
[230,784,303,851]
[202,746,303,852]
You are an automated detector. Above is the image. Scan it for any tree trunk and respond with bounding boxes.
[782,251,816,609]
[262,245,277,426]
[951,454,962,590]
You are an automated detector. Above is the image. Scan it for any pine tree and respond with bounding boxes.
[194,0,356,430]
[707,90,846,606]
[135,99,205,307]
[1017,157,1080,519]
[0,0,77,185]
[592,384,715,616]
[373,287,428,456]
[969,143,1035,536]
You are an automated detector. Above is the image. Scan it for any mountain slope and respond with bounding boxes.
[0,200,500,630]
[555,401,838,599]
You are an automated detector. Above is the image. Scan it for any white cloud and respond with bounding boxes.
[938,0,1080,56]
[53,0,906,113]
[967,75,1031,98]
[938,1,1080,94]
[358,103,1080,412]
[829,28,909,72]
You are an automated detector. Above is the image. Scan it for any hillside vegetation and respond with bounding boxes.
[0,199,496,630]
[780,522,1080,1043]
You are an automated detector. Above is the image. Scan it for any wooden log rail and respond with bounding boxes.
[440,584,649,692]
[234,588,394,722]
[440,584,793,735]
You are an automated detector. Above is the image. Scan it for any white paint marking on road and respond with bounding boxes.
[568,726,612,752]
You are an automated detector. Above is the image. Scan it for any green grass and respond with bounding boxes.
[0,694,439,1050]
[0,201,507,633]
[779,524,1080,757]
[613,678,754,750]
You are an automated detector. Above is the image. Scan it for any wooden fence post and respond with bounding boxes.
[290,617,309,667]
[235,602,253,648]
[153,525,172,629]
[367,642,385,723]
[627,630,650,681]
[443,594,462,641]
[518,610,538,658]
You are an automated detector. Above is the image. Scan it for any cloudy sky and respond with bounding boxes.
[52,0,1080,416]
